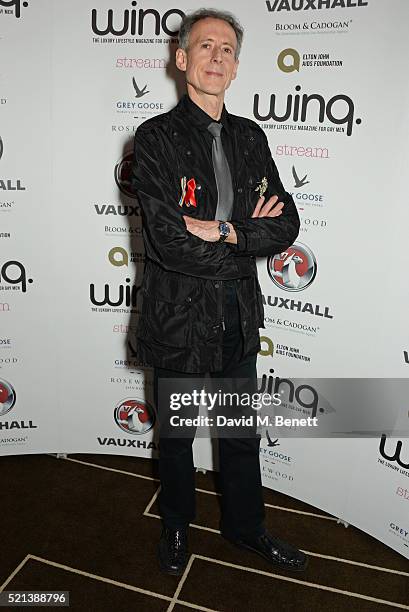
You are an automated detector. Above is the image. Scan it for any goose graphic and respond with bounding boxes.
[292,165,309,188]
[266,431,279,447]
[132,78,149,98]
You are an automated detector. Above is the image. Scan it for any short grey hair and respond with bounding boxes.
[178,8,244,60]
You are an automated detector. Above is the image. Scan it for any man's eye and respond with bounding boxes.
[223,48,232,54]
[202,43,210,48]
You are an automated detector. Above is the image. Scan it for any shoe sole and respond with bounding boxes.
[231,540,309,572]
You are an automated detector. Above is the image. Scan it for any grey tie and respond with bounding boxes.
[208,122,234,221]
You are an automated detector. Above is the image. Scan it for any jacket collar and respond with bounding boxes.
[178,94,232,136]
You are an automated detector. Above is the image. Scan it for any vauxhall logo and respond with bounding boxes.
[253,86,362,137]
[0,0,29,19]
[266,0,368,10]
[0,136,27,192]
[379,435,409,471]
[94,204,139,216]
[263,294,333,319]
[91,2,185,37]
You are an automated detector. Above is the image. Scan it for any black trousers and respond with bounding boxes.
[153,283,265,540]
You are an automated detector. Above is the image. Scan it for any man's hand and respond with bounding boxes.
[252,194,284,218]
[183,217,220,242]
[183,195,284,243]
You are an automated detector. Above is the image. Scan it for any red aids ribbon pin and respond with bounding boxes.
[184,178,197,207]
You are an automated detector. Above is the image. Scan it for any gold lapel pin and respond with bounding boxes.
[255,177,268,198]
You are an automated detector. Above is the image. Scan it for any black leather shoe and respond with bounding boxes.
[158,527,189,576]
[230,531,308,572]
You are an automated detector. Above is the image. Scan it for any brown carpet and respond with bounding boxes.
[0,453,408,612]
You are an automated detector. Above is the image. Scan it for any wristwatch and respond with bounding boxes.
[218,221,230,242]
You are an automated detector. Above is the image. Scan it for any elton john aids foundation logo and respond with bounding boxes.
[114,398,155,435]
[267,242,317,292]
[0,378,16,416]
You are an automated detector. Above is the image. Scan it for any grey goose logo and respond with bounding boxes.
[266,431,280,447]
[132,78,149,98]
[292,165,309,188]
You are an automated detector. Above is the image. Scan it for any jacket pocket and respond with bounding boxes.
[137,278,201,348]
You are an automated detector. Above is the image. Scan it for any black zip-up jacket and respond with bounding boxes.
[131,95,300,373]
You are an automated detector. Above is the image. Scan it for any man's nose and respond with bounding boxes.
[211,46,223,63]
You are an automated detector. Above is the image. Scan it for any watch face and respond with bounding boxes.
[220,222,229,236]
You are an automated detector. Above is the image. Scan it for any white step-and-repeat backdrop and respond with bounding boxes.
[1,0,408,559]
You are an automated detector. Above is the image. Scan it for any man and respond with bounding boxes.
[131,8,307,575]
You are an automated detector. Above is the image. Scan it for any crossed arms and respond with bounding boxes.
[132,126,300,280]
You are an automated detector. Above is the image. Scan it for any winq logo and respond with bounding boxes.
[379,435,409,470]
[257,368,331,419]
[253,86,361,136]
[91,2,184,37]
[0,0,29,19]
[0,261,33,293]
[89,278,140,307]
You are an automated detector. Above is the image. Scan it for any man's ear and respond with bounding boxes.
[232,58,239,81]
[175,48,187,72]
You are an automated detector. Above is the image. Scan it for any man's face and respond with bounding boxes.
[176,18,239,97]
